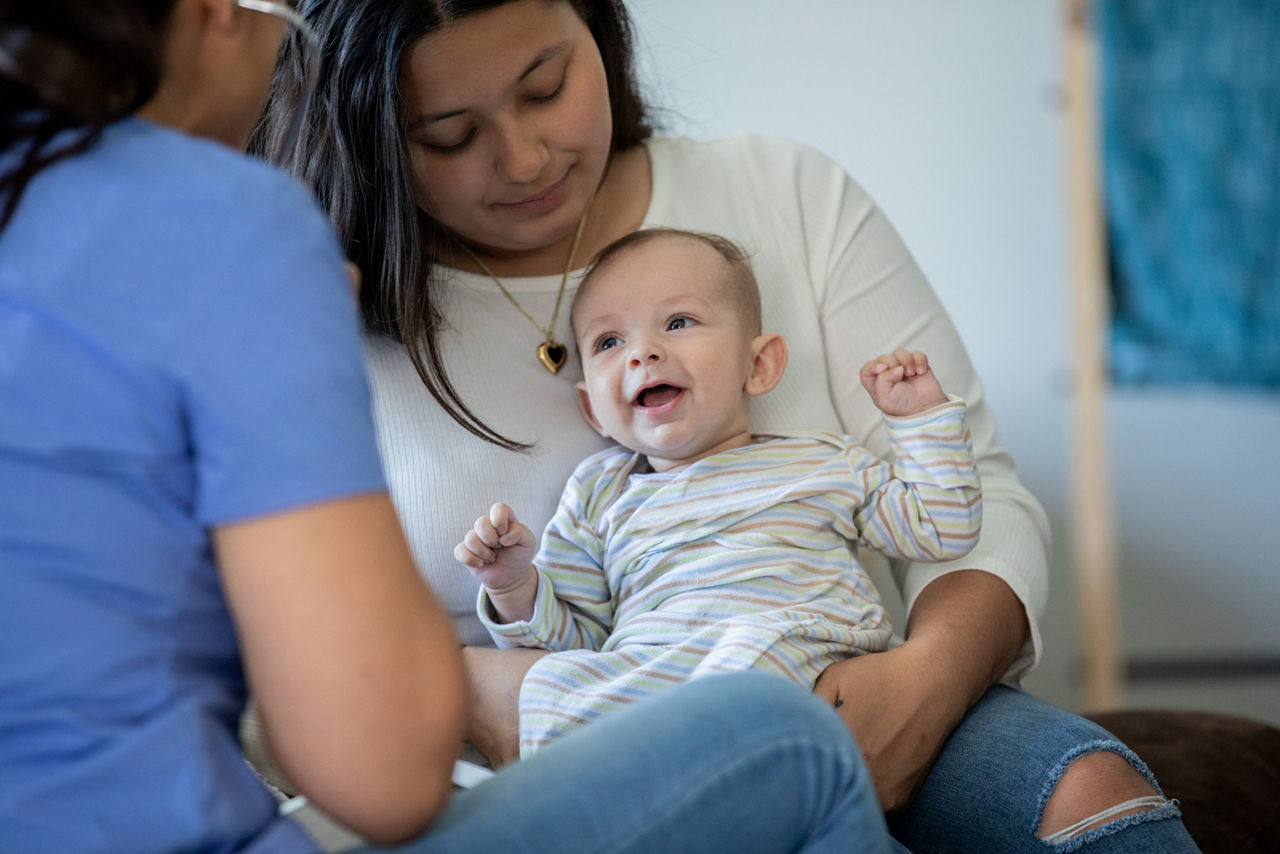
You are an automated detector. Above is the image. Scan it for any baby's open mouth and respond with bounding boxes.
[633,384,682,408]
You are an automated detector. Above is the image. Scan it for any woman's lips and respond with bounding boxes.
[498,172,569,216]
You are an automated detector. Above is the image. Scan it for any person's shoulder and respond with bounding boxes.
[110,120,339,272]
[649,132,843,174]
[99,119,319,222]
[647,132,868,217]
[80,121,349,331]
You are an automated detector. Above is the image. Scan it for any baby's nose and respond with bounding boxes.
[628,347,662,368]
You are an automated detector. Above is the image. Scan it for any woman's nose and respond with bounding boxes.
[494,117,549,184]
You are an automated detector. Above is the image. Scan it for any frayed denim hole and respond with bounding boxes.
[1042,801,1183,852]
[1032,739,1168,841]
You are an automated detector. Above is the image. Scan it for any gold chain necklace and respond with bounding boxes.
[456,212,588,375]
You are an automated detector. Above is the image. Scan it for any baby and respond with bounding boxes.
[455,228,982,755]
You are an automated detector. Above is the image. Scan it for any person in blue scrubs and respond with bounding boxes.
[0,1,890,851]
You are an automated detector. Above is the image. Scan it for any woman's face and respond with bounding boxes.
[399,0,614,259]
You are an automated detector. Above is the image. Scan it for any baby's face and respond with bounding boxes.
[572,236,758,471]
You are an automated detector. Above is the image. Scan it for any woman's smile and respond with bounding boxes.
[497,168,572,216]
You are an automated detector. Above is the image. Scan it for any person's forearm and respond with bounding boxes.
[904,569,1029,707]
[218,494,466,843]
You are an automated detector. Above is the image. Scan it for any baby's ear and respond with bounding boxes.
[576,381,609,437]
[745,333,788,396]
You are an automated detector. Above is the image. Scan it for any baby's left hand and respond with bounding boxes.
[859,349,947,417]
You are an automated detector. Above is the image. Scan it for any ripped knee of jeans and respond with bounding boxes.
[1035,740,1182,849]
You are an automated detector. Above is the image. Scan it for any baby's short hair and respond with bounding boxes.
[579,228,763,334]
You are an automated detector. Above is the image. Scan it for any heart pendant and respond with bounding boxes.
[537,340,567,374]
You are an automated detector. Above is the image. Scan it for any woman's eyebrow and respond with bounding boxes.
[519,42,568,82]
[406,43,569,130]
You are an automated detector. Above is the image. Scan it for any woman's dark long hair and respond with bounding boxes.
[254,0,653,451]
[0,0,175,229]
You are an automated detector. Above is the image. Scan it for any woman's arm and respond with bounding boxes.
[214,493,467,844]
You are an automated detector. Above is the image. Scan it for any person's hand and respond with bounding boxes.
[454,503,539,621]
[461,646,547,768]
[859,348,947,417]
[814,569,1027,811]
[813,641,968,811]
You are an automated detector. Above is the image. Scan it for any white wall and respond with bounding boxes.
[629,0,1280,725]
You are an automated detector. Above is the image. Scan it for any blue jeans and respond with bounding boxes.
[889,685,1200,853]
[360,671,892,853]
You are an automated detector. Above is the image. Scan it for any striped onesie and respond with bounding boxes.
[479,399,982,755]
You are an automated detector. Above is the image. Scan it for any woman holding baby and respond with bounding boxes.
[257,0,1199,850]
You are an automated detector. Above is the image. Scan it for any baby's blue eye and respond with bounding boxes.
[598,335,620,351]
[667,317,691,331]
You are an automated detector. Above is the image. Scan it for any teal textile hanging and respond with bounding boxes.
[1098,0,1280,387]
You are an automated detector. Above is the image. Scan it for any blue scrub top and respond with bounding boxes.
[0,119,386,852]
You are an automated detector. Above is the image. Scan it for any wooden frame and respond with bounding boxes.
[1062,0,1122,710]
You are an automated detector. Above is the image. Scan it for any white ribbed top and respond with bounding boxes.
[365,133,1049,676]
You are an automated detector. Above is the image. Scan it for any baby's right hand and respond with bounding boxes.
[453,502,538,593]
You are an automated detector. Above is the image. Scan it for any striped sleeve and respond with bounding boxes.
[849,397,983,561]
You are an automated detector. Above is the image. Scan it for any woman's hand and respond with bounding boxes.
[814,569,1029,810]
[461,646,548,767]
[814,639,967,810]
